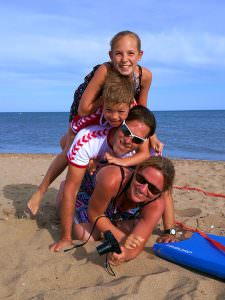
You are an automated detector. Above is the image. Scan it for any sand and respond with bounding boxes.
[0,154,224,299]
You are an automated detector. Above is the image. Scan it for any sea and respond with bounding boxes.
[0,110,225,161]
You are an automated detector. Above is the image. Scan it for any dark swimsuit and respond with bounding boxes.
[74,166,138,224]
[74,165,160,224]
[69,63,143,122]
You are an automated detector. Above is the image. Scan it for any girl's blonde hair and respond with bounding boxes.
[110,30,141,52]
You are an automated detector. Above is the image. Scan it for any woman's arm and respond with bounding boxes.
[157,190,177,243]
[78,64,108,116]
[109,196,165,264]
[88,166,128,243]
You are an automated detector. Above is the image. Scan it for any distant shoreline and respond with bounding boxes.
[0,153,224,163]
[1,109,225,113]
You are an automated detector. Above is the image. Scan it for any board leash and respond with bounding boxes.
[174,185,225,199]
[175,220,225,253]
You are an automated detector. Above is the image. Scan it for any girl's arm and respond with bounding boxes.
[139,67,164,154]
[78,64,108,116]
[137,67,152,107]
[105,139,150,167]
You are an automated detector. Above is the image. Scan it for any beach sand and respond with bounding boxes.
[0,154,224,299]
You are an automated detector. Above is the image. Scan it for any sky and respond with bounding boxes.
[1,0,225,112]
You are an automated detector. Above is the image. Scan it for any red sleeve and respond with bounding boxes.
[71,107,102,134]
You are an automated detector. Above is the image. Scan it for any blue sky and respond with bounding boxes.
[1,0,225,112]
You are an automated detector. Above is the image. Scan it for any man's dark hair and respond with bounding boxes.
[126,105,156,137]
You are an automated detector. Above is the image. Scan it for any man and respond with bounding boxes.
[50,105,157,252]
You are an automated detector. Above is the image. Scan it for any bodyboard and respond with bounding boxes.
[153,232,225,279]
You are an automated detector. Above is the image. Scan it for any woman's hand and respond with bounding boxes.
[108,246,129,266]
[156,234,177,243]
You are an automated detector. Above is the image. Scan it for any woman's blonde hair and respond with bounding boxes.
[136,156,175,192]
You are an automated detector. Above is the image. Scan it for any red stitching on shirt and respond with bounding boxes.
[71,108,102,134]
[69,128,109,161]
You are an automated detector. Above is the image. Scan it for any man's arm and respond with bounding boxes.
[50,165,86,252]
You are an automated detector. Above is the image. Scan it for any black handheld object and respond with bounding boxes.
[96,231,121,255]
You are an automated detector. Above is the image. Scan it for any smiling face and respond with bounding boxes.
[109,35,143,76]
[130,167,164,204]
[111,119,149,156]
[102,102,130,128]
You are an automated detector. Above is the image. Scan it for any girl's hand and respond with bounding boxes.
[150,139,164,155]
[154,140,164,154]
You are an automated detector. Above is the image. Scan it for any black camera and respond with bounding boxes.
[96,230,121,255]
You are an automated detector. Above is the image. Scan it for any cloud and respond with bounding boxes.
[142,31,225,68]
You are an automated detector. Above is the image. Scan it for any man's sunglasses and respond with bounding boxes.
[135,173,162,195]
[120,121,147,144]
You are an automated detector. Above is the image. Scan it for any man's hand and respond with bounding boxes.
[49,239,73,252]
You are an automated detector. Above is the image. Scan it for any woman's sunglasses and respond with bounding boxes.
[135,173,162,195]
[120,121,147,144]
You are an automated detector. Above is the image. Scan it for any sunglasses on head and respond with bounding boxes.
[120,121,147,144]
[135,173,162,195]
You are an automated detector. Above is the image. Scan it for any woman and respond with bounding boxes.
[77,156,175,265]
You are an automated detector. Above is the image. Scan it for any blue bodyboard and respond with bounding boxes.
[153,232,225,279]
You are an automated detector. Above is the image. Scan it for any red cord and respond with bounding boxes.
[174,185,225,199]
[175,220,225,252]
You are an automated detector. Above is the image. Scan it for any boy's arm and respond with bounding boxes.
[78,64,108,116]
[105,140,150,167]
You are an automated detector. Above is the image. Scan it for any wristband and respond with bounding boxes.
[163,228,176,235]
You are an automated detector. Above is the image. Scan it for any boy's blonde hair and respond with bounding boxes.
[102,69,134,107]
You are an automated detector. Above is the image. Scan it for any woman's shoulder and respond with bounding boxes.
[141,194,165,219]
[97,165,131,186]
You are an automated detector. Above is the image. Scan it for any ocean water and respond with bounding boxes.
[0,110,225,161]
